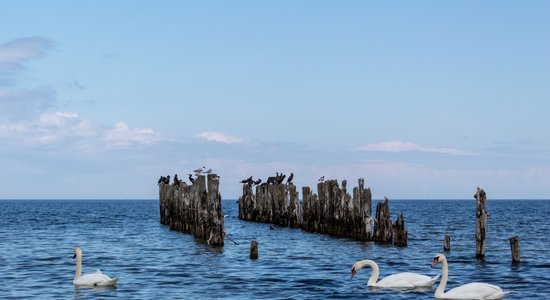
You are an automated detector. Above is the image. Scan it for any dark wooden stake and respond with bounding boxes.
[374,197,393,244]
[393,212,407,247]
[475,187,487,259]
[509,236,520,263]
[443,234,451,252]
[250,240,258,259]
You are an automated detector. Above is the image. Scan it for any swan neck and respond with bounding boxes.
[74,256,82,281]
[364,260,379,286]
[435,259,448,298]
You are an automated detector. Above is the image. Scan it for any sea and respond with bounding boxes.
[0,199,548,299]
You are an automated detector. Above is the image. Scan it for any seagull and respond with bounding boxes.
[318,176,324,182]
[203,168,212,174]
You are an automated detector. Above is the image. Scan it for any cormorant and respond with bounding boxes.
[286,172,294,184]
[188,174,195,183]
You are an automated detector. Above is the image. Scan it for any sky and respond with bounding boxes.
[1,1,549,200]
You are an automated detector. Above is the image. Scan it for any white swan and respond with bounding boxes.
[73,247,118,287]
[351,259,441,289]
[432,253,511,299]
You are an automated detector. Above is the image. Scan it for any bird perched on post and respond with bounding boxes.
[188,174,195,183]
[286,172,294,184]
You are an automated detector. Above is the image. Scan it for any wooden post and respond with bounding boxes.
[393,212,407,247]
[250,240,258,259]
[475,187,487,259]
[509,236,520,263]
[443,234,451,251]
[374,197,393,244]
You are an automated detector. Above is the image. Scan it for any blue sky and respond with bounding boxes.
[1,1,549,199]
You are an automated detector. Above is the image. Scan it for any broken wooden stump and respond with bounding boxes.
[393,212,407,247]
[374,197,393,244]
[250,240,258,259]
[475,187,487,259]
[158,174,224,246]
[509,236,520,263]
[443,234,451,252]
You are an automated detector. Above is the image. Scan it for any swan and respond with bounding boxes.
[73,247,118,287]
[431,253,511,299]
[351,259,441,289]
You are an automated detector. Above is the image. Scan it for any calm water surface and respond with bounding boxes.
[0,199,548,299]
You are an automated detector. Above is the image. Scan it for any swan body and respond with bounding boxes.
[351,259,441,289]
[432,253,511,299]
[73,247,118,287]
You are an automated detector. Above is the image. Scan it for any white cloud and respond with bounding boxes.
[353,140,477,156]
[197,131,245,144]
[0,37,54,70]
[103,121,161,149]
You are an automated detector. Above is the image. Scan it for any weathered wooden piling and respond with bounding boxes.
[250,240,258,259]
[475,187,487,259]
[238,178,374,242]
[509,236,520,263]
[443,234,451,252]
[374,197,393,244]
[159,174,224,246]
[393,212,407,247]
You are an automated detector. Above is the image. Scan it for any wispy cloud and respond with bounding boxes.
[0,112,163,151]
[197,131,245,144]
[0,37,54,70]
[353,140,477,156]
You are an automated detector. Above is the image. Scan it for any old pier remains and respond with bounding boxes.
[159,174,224,246]
[239,178,406,244]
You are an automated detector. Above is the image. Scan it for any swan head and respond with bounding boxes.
[432,253,446,267]
[350,260,375,280]
[73,247,82,259]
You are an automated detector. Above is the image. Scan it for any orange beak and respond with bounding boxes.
[351,269,356,279]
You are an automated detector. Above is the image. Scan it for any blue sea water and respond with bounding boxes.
[0,199,548,299]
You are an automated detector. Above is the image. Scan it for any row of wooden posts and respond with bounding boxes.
[158,174,225,246]
[238,178,408,246]
[157,176,520,262]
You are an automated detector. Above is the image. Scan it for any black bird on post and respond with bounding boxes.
[286,172,294,184]
[253,178,262,185]
[276,174,286,184]
[188,174,195,184]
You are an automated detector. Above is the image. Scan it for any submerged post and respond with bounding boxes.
[509,236,520,263]
[250,240,258,259]
[475,187,487,259]
[443,234,451,252]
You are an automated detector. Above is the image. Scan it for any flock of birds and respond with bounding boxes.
[158,168,329,188]
[351,253,511,299]
[72,246,511,299]
[157,167,216,186]
[239,172,294,186]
